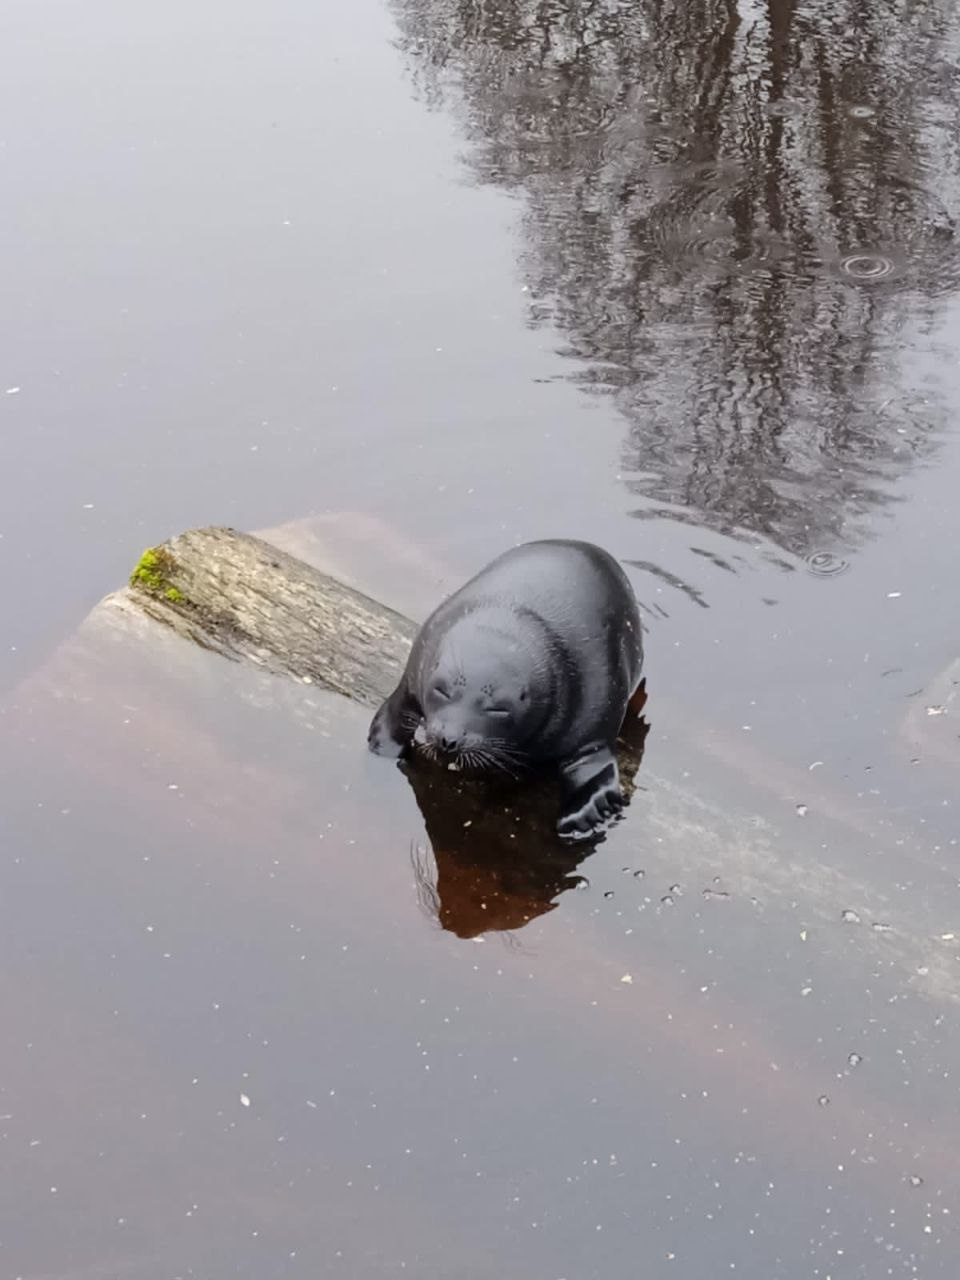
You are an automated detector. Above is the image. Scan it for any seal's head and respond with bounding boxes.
[419,613,544,771]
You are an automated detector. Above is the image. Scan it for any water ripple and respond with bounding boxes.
[805,552,850,578]
[839,253,896,282]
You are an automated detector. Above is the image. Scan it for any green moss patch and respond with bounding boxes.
[130,546,185,604]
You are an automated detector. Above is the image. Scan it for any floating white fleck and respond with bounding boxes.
[5,386,20,395]
[620,973,634,985]
[240,1093,251,1108]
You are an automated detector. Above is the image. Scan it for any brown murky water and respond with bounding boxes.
[2,0,960,1275]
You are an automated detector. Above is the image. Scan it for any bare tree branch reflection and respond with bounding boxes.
[394,0,960,554]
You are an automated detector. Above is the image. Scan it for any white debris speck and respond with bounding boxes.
[620,973,634,985]
[887,591,902,599]
[82,503,95,510]
[926,705,947,717]
[168,784,179,791]
[841,909,862,925]
[808,760,824,771]
[5,386,20,395]
[240,1093,251,1108]
[796,803,808,816]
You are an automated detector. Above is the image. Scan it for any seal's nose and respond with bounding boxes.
[439,733,459,754]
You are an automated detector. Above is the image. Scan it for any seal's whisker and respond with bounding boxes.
[484,736,527,756]
[483,741,528,769]
[473,745,520,779]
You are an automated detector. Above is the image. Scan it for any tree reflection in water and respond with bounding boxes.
[394,0,960,555]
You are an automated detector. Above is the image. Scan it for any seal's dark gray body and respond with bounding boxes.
[368,539,643,839]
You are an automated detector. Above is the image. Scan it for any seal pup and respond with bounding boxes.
[368,539,644,839]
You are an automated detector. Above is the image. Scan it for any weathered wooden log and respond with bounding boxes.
[127,526,418,708]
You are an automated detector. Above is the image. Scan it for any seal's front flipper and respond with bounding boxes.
[557,746,622,840]
[368,686,420,759]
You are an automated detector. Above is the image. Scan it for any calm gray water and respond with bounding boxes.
[2,0,960,1275]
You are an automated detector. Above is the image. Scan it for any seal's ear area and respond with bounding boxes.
[368,688,419,758]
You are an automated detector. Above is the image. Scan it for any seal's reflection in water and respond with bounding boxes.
[405,685,649,938]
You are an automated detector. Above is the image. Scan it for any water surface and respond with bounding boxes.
[2,0,960,1276]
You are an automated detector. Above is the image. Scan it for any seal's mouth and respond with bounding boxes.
[413,724,458,767]
[413,724,527,778]
[416,736,469,771]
